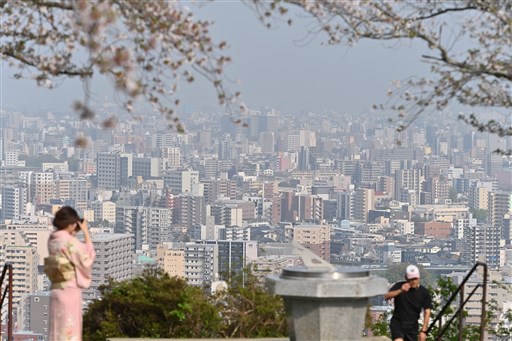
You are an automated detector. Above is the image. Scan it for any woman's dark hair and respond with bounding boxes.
[52,206,80,230]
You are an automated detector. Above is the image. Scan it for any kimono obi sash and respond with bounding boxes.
[44,255,76,289]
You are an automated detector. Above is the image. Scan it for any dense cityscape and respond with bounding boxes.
[0,104,510,339]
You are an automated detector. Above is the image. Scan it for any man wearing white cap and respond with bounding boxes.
[384,264,433,341]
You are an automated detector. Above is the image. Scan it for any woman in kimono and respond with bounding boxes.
[45,206,95,341]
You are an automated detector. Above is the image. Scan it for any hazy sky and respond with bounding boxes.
[1,2,431,115]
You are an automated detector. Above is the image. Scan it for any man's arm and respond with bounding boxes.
[384,282,411,300]
[421,308,431,333]
[384,287,402,300]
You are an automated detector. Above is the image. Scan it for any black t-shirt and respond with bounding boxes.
[389,281,433,323]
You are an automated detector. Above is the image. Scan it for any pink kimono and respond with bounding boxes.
[45,230,95,341]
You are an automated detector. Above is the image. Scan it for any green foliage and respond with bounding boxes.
[83,268,287,340]
[469,208,488,224]
[18,154,60,167]
[215,269,287,338]
[369,310,391,338]
[83,269,222,341]
[494,308,512,340]
[424,277,481,341]
[448,187,458,203]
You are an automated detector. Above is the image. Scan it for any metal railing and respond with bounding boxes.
[426,261,488,341]
[0,263,13,341]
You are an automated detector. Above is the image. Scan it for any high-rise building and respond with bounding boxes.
[1,186,27,221]
[353,188,375,223]
[488,191,512,239]
[1,244,39,303]
[209,204,243,227]
[485,153,503,178]
[201,240,258,280]
[17,292,50,338]
[85,233,133,299]
[298,146,312,171]
[394,169,423,205]
[355,161,383,187]
[423,176,450,204]
[203,158,219,179]
[132,156,161,179]
[285,134,300,152]
[279,193,323,223]
[1,226,53,266]
[91,201,116,224]
[463,224,503,268]
[184,243,218,286]
[4,152,19,167]
[55,179,88,211]
[115,206,172,250]
[156,244,185,279]
[218,226,251,241]
[31,172,55,206]
[172,194,205,230]
[259,132,275,154]
[259,110,279,133]
[163,169,199,195]
[335,190,354,221]
[218,136,232,161]
[97,152,121,190]
[469,181,493,210]
[299,129,316,148]
[161,147,181,170]
[202,178,237,205]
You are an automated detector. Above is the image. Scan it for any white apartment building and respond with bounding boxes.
[1,186,27,221]
[163,169,199,194]
[97,152,121,190]
[92,201,116,224]
[209,205,243,227]
[393,219,415,235]
[161,147,181,170]
[4,152,19,167]
[1,225,53,266]
[55,178,88,211]
[1,244,39,304]
[84,233,133,300]
[184,243,218,286]
[115,206,172,250]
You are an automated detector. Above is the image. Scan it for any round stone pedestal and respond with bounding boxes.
[267,266,388,341]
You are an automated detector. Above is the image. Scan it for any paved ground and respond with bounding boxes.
[108,337,391,341]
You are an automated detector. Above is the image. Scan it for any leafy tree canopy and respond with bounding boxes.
[83,269,287,340]
[215,269,287,338]
[18,154,60,167]
[469,208,488,223]
[83,270,222,341]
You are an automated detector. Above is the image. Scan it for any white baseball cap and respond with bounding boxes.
[405,265,420,279]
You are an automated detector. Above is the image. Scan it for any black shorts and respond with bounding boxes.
[390,318,418,341]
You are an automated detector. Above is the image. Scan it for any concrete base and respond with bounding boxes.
[107,336,390,341]
[284,297,368,341]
